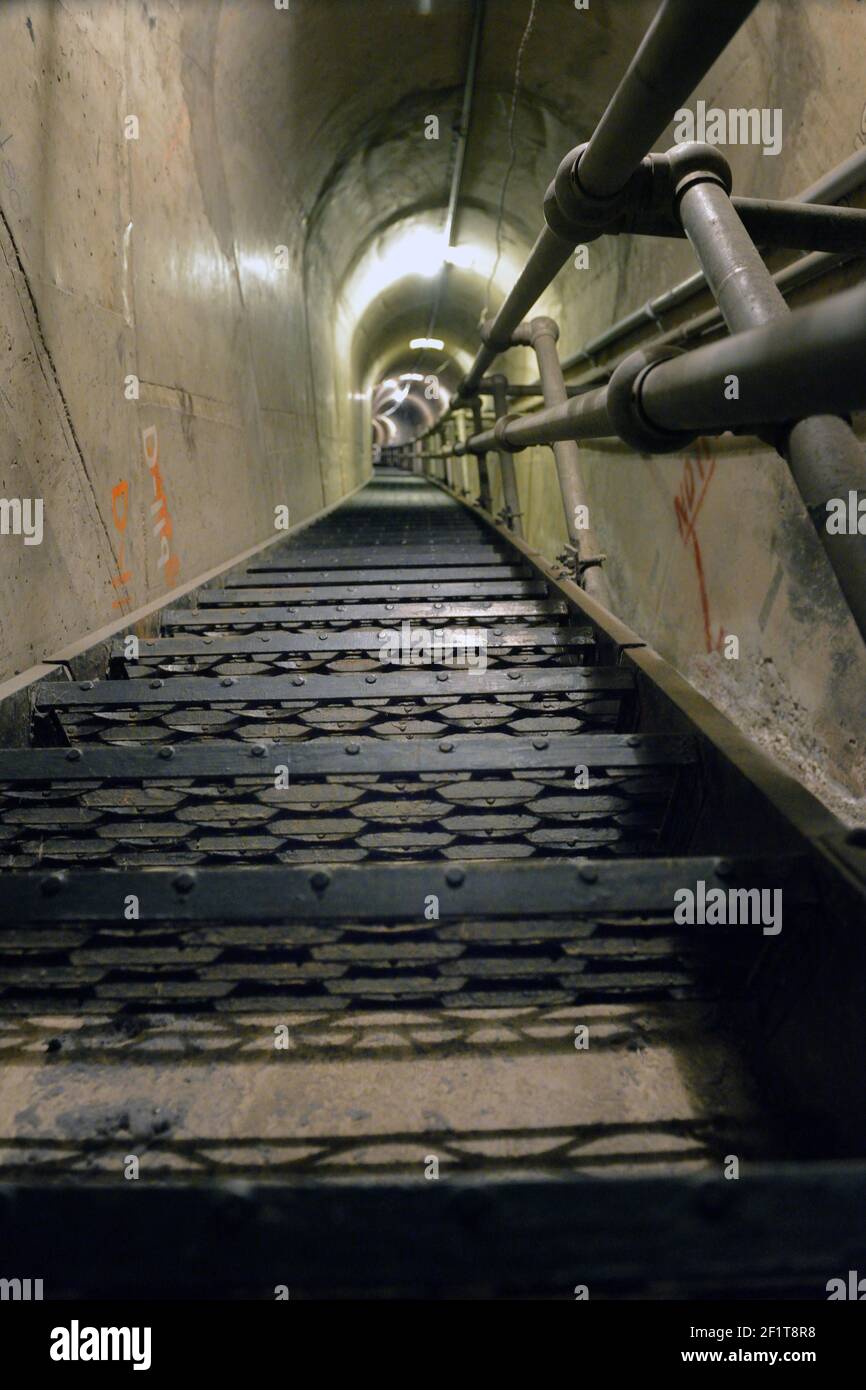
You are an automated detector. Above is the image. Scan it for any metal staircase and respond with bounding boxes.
[0,471,864,1298]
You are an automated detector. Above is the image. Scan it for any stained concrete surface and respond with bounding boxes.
[0,1003,776,1183]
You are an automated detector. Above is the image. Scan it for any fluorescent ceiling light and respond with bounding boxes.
[410,337,444,350]
[399,373,424,381]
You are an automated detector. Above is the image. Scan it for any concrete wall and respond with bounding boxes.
[0,0,338,689]
[481,1,866,823]
[0,0,863,823]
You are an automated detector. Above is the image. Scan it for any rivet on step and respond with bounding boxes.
[445,868,465,888]
[365,675,377,684]
[507,671,521,680]
[220,677,235,687]
[149,679,163,689]
[159,746,175,760]
[627,735,641,747]
[65,748,82,761]
[578,866,598,884]
[715,860,734,880]
[292,676,305,686]
[40,873,64,897]
[439,741,454,752]
[80,681,94,691]
[436,673,448,682]
[251,744,267,758]
[345,743,360,755]
[173,871,196,895]
[532,738,548,751]
[310,871,331,892]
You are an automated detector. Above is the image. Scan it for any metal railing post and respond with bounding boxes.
[455,411,470,496]
[458,0,760,397]
[443,420,455,490]
[490,375,523,538]
[470,397,492,511]
[673,147,866,645]
[516,318,608,603]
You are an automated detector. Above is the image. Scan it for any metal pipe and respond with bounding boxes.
[559,147,866,376]
[464,283,866,449]
[576,0,760,199]
[731,197,866,255]
[470,386,612,451]
[798,144,866,206]
[640,181,866,646]
[490,374,523,537]
[678,179,788,332]
[479,379,604,399]
[525,323,607,581]
[461,0,757,399]
[454,410,470,495]
[443,0,484,251]
[421,0,485,358]
[460,225,574,395]
[471,396,492,510]
[639,282,866,433]
[443,420,455,489]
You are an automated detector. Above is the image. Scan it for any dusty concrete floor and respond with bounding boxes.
[0,1002,775,1184]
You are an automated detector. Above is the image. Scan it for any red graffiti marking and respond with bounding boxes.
[672,439,725,653]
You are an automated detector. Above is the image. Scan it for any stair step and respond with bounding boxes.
[199,580,549,603]
[0,733,693,869]
[227,564,531,585]
[161,598,569,627]
[0,856,807,1012]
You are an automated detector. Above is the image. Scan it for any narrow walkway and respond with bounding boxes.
[0,473,807,1294]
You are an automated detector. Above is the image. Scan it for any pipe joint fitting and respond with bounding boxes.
[480,317,514,354]
[494,414,523,453]
[527,316,560,347]
[666,141,733,207]
[545,142,650,241]
[606,346,697,454]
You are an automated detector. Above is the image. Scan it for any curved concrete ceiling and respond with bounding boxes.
[217,0,657,442]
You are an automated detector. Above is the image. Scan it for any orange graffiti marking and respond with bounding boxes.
[142,425,181,586]
[109,479,133,611]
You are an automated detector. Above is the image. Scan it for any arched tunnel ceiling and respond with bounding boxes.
[353,262,502,386]
[218,0,658,426]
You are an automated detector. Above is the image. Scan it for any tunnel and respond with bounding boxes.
[1,0,866,1329]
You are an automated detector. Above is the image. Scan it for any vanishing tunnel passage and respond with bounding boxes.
[1,0,866,1336]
